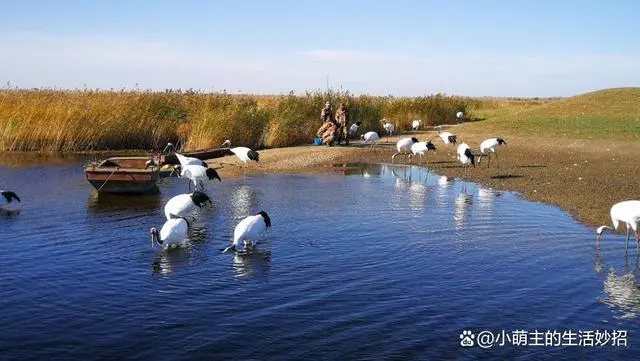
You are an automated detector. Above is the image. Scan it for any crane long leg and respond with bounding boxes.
[496,152,500,168]
[627,225,631,242]
[487,153,491,168]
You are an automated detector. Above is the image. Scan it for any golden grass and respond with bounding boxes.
[2,87,637,152]
[0,89,471,152]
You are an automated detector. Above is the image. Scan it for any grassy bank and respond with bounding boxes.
[0,89,472,152]
[465,87,640,140]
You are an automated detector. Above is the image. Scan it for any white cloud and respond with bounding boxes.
[0,32,638,97]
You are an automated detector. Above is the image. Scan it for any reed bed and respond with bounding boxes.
[0,88,475,152]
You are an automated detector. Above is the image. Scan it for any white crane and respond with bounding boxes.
[174,164,221,192]
[382,120,395,136]
[1,189,20,206]
[392,137,419,163]
[175,152,208,168]
[150,217,189,250]
[412,119,422,131]
[456,111,464,121]
[457,143,475,192]
[479,137,507,168]
[457,143,475,169]
[596,200,640,246]
[223,211,272,253]
[349,121,363,137]
[436,126,457,145]
[0,189,20,215]
[164,191,212,220]
[222,140,260,169]
[410,141,437,165]
[361,131,380,148]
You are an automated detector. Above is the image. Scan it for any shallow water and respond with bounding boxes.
[1,160,639,360]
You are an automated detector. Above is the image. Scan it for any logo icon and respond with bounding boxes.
[460,330,475,347]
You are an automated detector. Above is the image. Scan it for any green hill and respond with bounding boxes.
[467,87,640,140]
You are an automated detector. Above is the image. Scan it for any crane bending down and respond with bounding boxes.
[164,191,212,220]
[437,127,457,146]
[479,138,507,168]
[223,211,272,253]
[361,131,380,148]
[596,200,640,247]
[457,143,475,169]
[410,141,437,165]
[392,137,419,164]
[174,164,221,192]
[1,190,20,206]
[150,217,190,250]
[1,189,21,215]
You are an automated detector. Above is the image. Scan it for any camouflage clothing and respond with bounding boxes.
[317,120,337,146]
[334,104,349,145]
[320,103,333,123]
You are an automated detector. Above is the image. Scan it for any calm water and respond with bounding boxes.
[1,159,639,360]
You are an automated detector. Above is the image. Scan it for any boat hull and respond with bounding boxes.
[84,156,161,194]
[162,148,234,165]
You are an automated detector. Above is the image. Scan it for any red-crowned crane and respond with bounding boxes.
[392,137,419,164]
[223,211,272,254]
[479,137,507,168]
[596,200,640,248]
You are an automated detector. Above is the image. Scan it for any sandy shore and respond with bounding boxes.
[208,125,639,230]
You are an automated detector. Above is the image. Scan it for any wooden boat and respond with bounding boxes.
[161,147,234,165]
[84,156,162,194]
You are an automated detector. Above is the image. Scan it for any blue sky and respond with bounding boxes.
[1,0,639,96]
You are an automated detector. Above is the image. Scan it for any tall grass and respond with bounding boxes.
[0,88,472,152]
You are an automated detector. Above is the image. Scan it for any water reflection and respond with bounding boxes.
[594,244,603,275]
[454,192,473,230]
[362,163,383,178]
[390,167,411,210]
[602,268,640,319]
[151,247,194,276]
[435,175,452,207]
[391,167,411,190]
[229,185,259,220]
[231,251,271,280]
[477,187,502,217]
[0,152,88,167]
[408,170,430,215]
[87,190,162,213]
[595,244,640,319]
[150,224,208,276]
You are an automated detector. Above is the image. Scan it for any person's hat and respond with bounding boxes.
[325,101,330,105]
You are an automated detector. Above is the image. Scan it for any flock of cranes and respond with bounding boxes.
[355,116,639,249]
[150,139,269,253]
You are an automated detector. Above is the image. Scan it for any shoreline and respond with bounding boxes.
[206,128,639,231]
